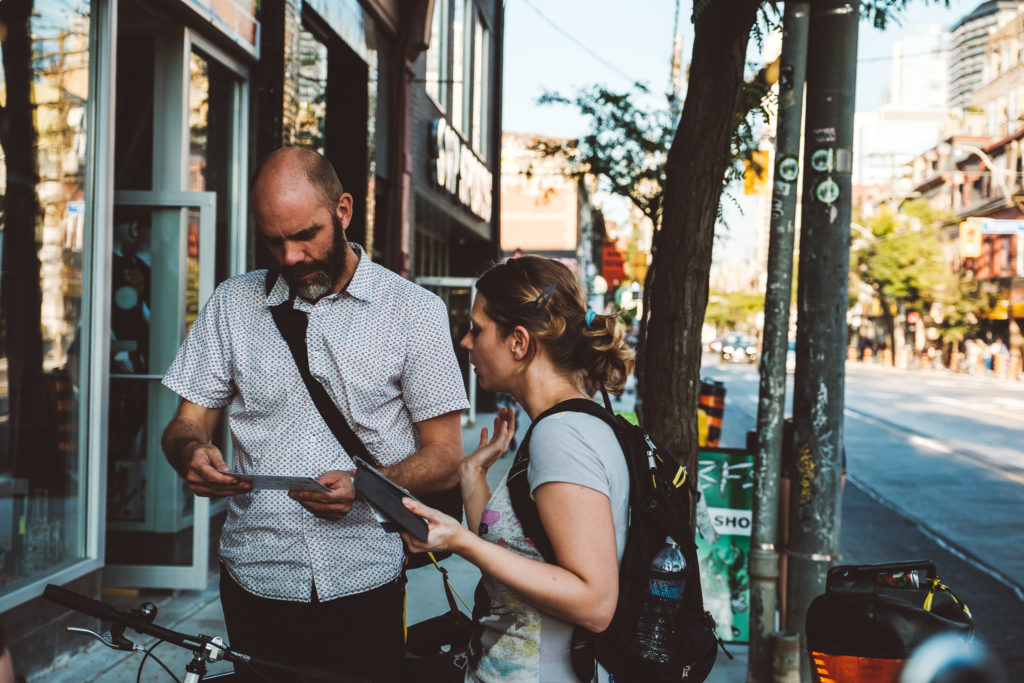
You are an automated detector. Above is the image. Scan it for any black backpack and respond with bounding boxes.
[506,392,726,682]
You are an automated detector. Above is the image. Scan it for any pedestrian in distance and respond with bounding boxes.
[160,147,469,682]
[400,255,636,681]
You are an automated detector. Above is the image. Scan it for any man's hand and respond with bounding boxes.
[288,470,356,520]
[181,442,252,497]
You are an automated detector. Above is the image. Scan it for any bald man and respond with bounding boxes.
[161,147,468,681]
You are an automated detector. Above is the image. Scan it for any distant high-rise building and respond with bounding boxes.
[856,23,952,188]
[891,24,948,108]
[971,6,1024,136]
[948,0,1022,111]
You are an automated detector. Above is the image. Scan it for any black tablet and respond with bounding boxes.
[352,456,429,543]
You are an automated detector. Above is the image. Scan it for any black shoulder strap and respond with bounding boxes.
[264,269,379,467]
[506,397,620,565]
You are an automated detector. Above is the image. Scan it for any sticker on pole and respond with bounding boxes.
[811,149,834,173]
[815,178,840,204]
[777,156,799,183]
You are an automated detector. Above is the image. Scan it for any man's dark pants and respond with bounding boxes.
[220,566,404,682]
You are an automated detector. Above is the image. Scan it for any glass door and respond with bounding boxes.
[104,193,215,588]
[105,8,249,588]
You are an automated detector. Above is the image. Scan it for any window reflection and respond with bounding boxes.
[287,26,328,154]
[0,3,89,588]
[425,0,449,107]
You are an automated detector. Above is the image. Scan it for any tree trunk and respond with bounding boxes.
[641,0,761,471]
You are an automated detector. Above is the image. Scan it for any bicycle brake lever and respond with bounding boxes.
[67,626,144,652]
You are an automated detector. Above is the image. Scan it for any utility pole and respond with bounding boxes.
[747,3,809,681]
[788,2,858,679]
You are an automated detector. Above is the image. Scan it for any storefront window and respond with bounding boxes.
[425,0,449,108]
[189,50,235,285]
[283,4,379,257]
[183,0,259,55]
[0,4,90,591]
[287,27,328,154]
[471,14,489,156]
[451,0,466,133]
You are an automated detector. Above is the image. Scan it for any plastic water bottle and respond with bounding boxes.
[634,537,687,663]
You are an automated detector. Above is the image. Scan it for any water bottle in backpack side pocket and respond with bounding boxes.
[634,537,687,663]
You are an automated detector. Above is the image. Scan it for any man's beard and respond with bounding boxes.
[283,214,350,302]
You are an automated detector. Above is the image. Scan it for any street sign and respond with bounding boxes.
[601,239,626,286]
[697,447,753,643]
[959,221,982,258]
[964,217,1024,234]
[777,156,799,183]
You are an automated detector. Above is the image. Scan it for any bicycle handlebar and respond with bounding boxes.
[44,584,368,682]
[44,584,205,652]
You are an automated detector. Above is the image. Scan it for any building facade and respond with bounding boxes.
[948,0,1022,112]
[972,6,1024,138]
[0,0,501,675]
[499,132,601,293]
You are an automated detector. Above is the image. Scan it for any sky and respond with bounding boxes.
[501,0,974,257]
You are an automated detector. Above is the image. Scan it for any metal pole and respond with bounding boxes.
[788,1,858,679]
[747,4,809,681]
[770,631,802,683]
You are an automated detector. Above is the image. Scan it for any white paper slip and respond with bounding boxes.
[232,474,331,492]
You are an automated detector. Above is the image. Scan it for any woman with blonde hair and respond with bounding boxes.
[401,255,635,681]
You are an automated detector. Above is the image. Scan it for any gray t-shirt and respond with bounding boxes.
[528,412,630,560]
[469,411,629,683]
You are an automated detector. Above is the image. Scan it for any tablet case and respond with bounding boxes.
[353,456,430,543]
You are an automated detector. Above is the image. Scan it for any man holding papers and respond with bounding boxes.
[160,148,468,682]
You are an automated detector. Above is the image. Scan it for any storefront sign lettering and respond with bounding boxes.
[431,118,493,220]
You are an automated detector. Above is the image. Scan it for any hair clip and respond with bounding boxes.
[529,283,556,315]
[585,310,597,328]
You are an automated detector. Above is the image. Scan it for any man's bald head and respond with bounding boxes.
[251,147,344,213]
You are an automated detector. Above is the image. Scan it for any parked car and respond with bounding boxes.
[721,333,758,363]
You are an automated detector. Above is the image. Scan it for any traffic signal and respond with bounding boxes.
[959,221,982,259]
[744,149,771,196]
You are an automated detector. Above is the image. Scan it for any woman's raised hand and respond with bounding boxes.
[460,408,516,479]
[400,496,469,555]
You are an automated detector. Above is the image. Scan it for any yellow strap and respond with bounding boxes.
[428,551,442,571]
[923,578,937,611]
[429,552,473,613]
[445,576,473,613]
[922,577,973,620]
[673,466,687,487]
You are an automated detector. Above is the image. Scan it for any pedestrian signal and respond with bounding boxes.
[959,221,982,258]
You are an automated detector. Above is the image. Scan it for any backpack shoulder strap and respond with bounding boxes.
[506,398,620,565]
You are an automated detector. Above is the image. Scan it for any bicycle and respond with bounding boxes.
[43,584,365,682]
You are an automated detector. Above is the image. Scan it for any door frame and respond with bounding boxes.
[104,190,216,589]
[103,17,250,589]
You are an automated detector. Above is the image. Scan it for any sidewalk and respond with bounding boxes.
[34,411,749,681]
[846,355,1024,382]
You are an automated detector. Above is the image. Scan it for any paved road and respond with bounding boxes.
[701,356,1024,674]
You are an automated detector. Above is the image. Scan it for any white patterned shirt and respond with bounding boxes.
[162,246,469,601]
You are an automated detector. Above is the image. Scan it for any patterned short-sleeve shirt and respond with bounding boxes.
[162,245,469,602]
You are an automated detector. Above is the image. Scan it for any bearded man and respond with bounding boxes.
[161,147,468,682]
